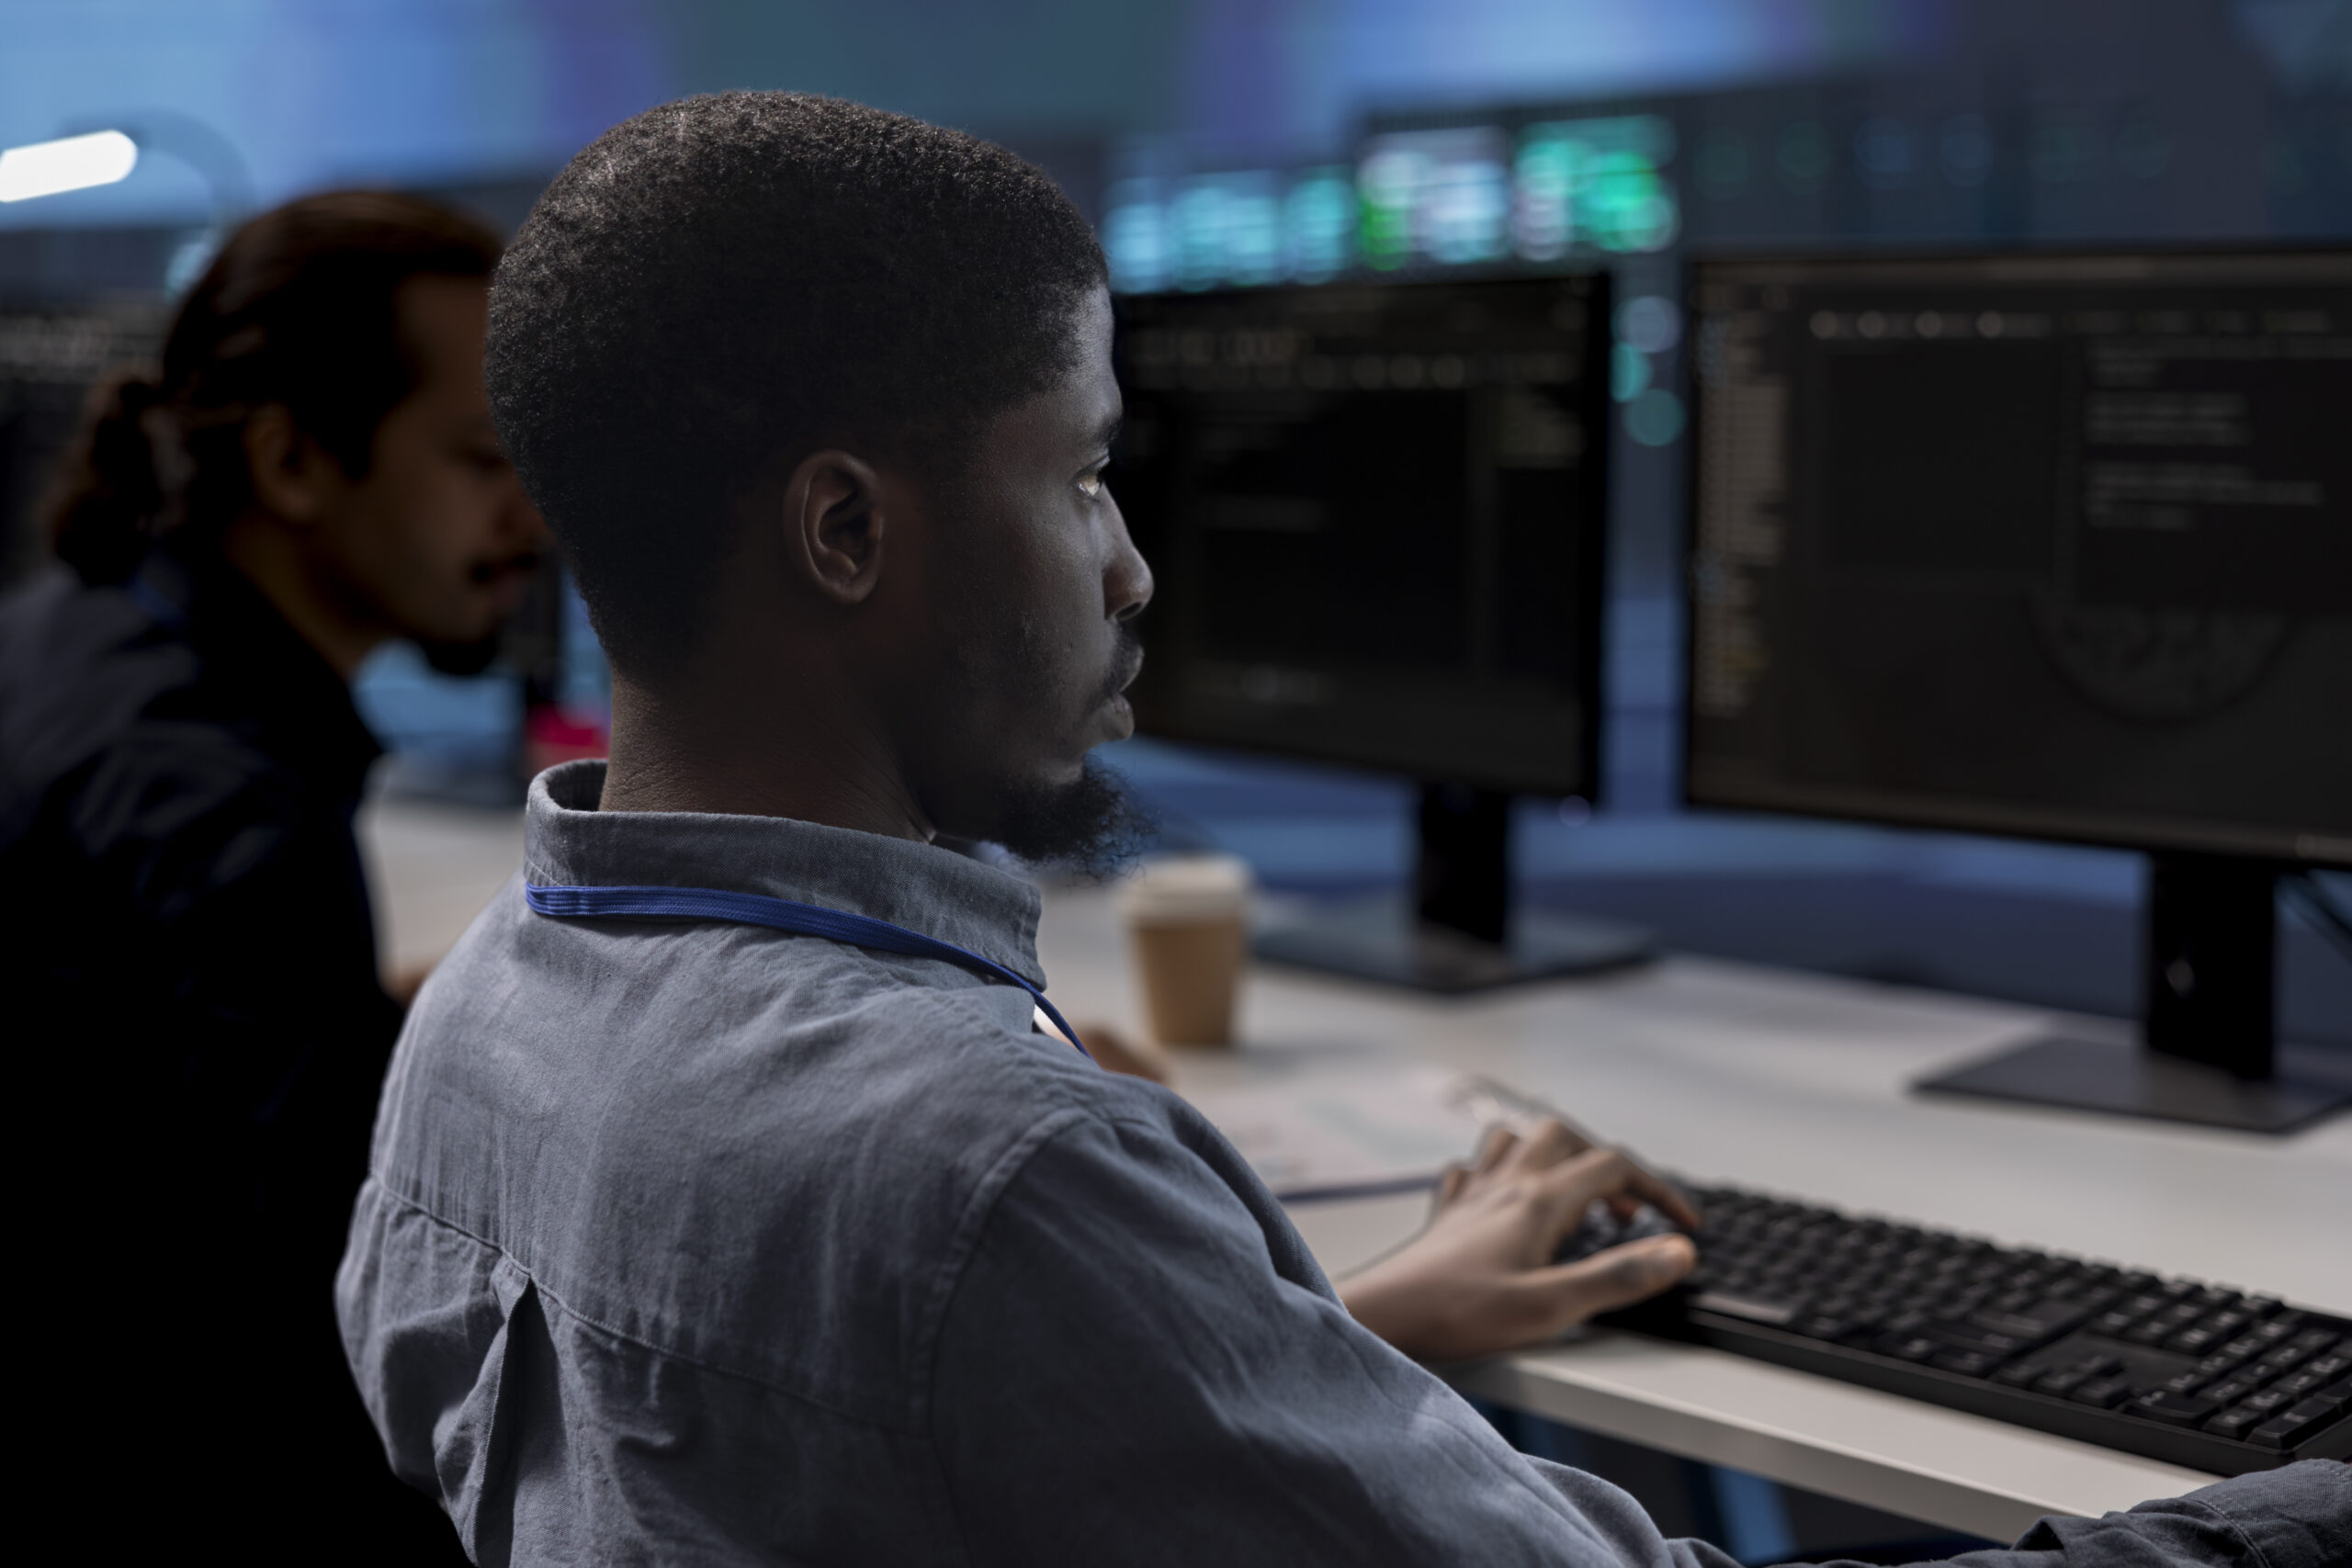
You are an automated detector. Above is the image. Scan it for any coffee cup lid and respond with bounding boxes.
[1116,852,1254,922]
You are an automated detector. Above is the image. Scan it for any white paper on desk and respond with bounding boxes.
[1180,1066,1520,1202]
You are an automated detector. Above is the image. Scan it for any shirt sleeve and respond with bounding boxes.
[1933,1463,2352,1568]
[926,1110,1743,1568]
[926,1111,2351,1568]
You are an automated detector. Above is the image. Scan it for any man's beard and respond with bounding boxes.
[991,753,1157,879]
[416,551,548,676]
[416,633,505,677]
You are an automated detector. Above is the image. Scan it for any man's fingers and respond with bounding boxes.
[1498,1117,1588,1172]
[1635,1164,1702,1231]
[1537,1149,1702,1239]
[1543,1147,1699,1226]
[1524,1235,1697,1333]
[1471,1124,1518,1173]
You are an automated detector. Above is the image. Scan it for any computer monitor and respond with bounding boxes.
[1114,274,1645,989]
[1682,247,2352,1132]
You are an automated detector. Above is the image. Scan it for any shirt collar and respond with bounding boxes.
[522,760,1047,987]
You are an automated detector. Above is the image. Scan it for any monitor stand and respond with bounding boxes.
[1250,784,1653,994]
[1915,853,2352,1134]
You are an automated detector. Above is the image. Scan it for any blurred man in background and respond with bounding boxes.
[0,191,541,1558]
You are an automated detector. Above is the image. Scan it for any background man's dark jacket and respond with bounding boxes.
[0,547,454,1559]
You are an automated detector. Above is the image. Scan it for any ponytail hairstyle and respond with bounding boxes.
[45,190,502,585]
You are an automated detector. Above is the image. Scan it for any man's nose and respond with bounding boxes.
[1105,499,1152,623]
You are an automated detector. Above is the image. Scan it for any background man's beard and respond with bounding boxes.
[416,633,505,677]
[992,754,1157,878]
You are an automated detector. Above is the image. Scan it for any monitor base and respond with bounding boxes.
[1915,1035,2352,1134]
[1252,898,1652,994]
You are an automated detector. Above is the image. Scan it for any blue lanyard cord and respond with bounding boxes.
[523,883,1090,1060]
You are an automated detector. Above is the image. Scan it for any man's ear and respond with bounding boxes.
[785,448,888,606]
[242,404,342,525]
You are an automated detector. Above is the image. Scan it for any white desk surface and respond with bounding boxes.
[362,799,2352,1542]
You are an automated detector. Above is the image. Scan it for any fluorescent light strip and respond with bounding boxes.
[0,130,140,203]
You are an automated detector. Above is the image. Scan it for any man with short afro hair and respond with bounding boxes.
[336,93,2352,1566]
[490,92,1105,677]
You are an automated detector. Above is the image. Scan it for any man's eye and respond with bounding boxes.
[1077,469,1104,499]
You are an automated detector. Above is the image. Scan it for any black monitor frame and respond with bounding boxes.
[1114,272,1648,990]
[1676,243,2352,1132]
[1117,272,1613,799]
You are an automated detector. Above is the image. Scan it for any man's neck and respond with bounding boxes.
[595,674,935,840]
[220,514,386,681]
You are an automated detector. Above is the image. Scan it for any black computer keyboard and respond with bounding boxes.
[1593,1183,2352,1475]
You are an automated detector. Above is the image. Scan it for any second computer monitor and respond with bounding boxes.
[1682,247,2352,1130]
[1113,273,1611,797]
[1684,249,2352,863]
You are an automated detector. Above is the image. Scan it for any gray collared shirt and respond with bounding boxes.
[338,761,2348,1566]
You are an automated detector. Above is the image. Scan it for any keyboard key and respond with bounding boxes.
[2037,1368,2089,1395]
[2304,1354,2350,1382]
[2071,1377,2133,1409]
[2131,1392,2219,1427]
[2248,1399,2346,1450]
[2193,1351,2252,1380]
[2256,1344,2312,1375]
[1969,1303,2091,1342]
[2238,1388,2294,1415]
[1691,1292,1795,1325]
[1884,1336,1939,1363]
[1933,1348,2005,1377]
[2204,1405,2268,1440]
[2269,1371,2328,1401]
[1793,1315,1856,1341]
[2288,1329,2340,1355]
[2166,1325,2222,1355]
[2202,1377,2262,1406]
[1928,1323,2035,1358]
[1991,1360,2044,1388]
[2219,1335,2269,1360]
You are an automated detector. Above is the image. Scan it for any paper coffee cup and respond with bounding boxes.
[1117,853,1254,1047]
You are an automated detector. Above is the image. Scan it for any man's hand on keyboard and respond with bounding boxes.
[1337,1119,1700,1361]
